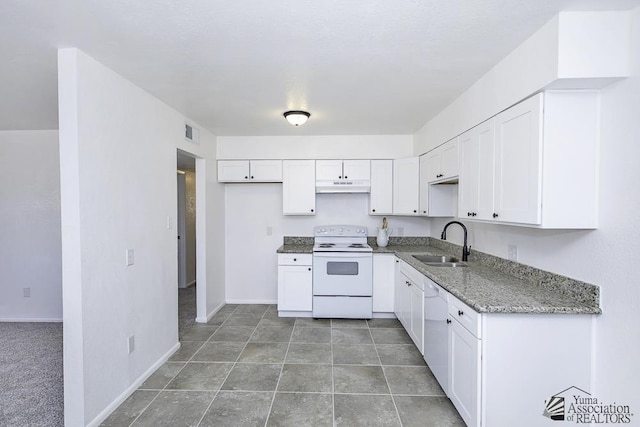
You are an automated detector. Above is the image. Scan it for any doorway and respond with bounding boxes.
[177,150,197,332]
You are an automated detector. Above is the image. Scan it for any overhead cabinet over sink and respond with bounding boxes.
[458,91,600,228]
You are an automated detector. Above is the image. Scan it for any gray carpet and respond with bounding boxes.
[0,322,64,427]
[0,289,195,427]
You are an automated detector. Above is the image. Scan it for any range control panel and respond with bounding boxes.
[314,225,368,237]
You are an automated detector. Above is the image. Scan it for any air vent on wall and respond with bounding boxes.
[185,123,200,144]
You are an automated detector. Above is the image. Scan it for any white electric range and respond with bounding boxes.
[312,225,373,319]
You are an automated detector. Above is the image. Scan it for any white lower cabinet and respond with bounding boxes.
[443,294,594,427]
[277,254,312,315]
[394,259,424,353]
[448,296,481,427]
[372,254,395,312]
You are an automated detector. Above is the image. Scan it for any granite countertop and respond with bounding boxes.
[276,236,601,315]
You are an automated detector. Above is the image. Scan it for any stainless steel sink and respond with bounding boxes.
[412,254,467,268]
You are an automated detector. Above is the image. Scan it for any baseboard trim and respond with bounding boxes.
[86,341,181,427]
[225,299,277,304]
[0,317,63,322]
[196,301,226,323]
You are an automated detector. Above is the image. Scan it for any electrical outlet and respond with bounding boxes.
[508,245,518,261]
[23,288,30,297]
[126,249,135,266]
[128,335,135,354]
[266,226,273,236]
[397,227,404,237]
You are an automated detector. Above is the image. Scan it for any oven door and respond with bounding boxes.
[312,252,373,296]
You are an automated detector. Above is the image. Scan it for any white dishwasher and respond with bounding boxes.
[423,278,449,394]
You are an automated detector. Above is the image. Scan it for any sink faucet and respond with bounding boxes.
[440,221,471,261]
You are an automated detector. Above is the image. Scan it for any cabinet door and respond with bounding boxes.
[449,317,481,427]
[277,265,312,311]
[441,138,459,179]
[458,127,479,219]
[418,154,430,215]
[409,282,424,354]
[283,160,316,215]
[425,150,441,183]
[393,157,420,215]
[250,160,282,182]
[372,254,395,312]
[476,119,496,221]
[217,160,250,182]
[493,94,543,224]
[395,270,410,330]
[343,160,370,180]
[370,160,393,215]
[316,160,343,181]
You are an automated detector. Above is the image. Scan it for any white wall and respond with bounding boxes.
[58,48,224,425]
[225,184,428,303]
[0,130,62,321]
[218,135,413,159]
[414,11,630,154]
[422,7,640,414]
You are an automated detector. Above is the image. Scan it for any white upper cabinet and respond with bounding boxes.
[217,160,250,182]
[420,152,457,218]
[458,119,495,221]
[315,160,343,181]
[218,160,282,182]
[369,160,393,215]
[282,160,316,215]
[458,91,599,228]
[493,94,543,224]
[393,157,420,215]
[316,160,370,181]
[424,138,459,183]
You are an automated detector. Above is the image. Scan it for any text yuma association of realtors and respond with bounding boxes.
[566,395,633,424]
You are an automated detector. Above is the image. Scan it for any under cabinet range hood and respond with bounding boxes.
[315,179,371,193]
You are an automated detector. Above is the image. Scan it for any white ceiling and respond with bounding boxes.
[1,0,639,136]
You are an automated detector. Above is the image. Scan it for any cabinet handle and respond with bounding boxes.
[251,175,254,179]
[311,209,314,212]
[413,209,417,213]
[472,212,477,217]
[458,310,464,316]
[406,281,412,286]
[293,258,297,262]
[423,210,426,214]
[308,267,311,271]
[372,209,376,212]
[244,176,249,179]
[492,213,499,218]
[339,176,342,179]
[446,319,452,324]
[467,212,472,216]
[344,175,348,179]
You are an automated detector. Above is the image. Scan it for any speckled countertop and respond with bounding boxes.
[277,236,601,315]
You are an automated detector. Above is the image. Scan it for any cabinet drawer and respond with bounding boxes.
[398,261,425,290]
[278,254,312,266]
[449,296,482,339]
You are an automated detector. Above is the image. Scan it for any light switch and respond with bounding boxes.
[126,249,135,266]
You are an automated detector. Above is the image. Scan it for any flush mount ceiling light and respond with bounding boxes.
[283,110,311,126]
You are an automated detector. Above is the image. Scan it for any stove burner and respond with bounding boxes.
[318,243,336,248]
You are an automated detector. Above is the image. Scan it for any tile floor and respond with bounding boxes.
[102,304,465,426]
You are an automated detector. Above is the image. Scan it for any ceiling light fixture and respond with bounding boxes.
[283,110,311,126]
